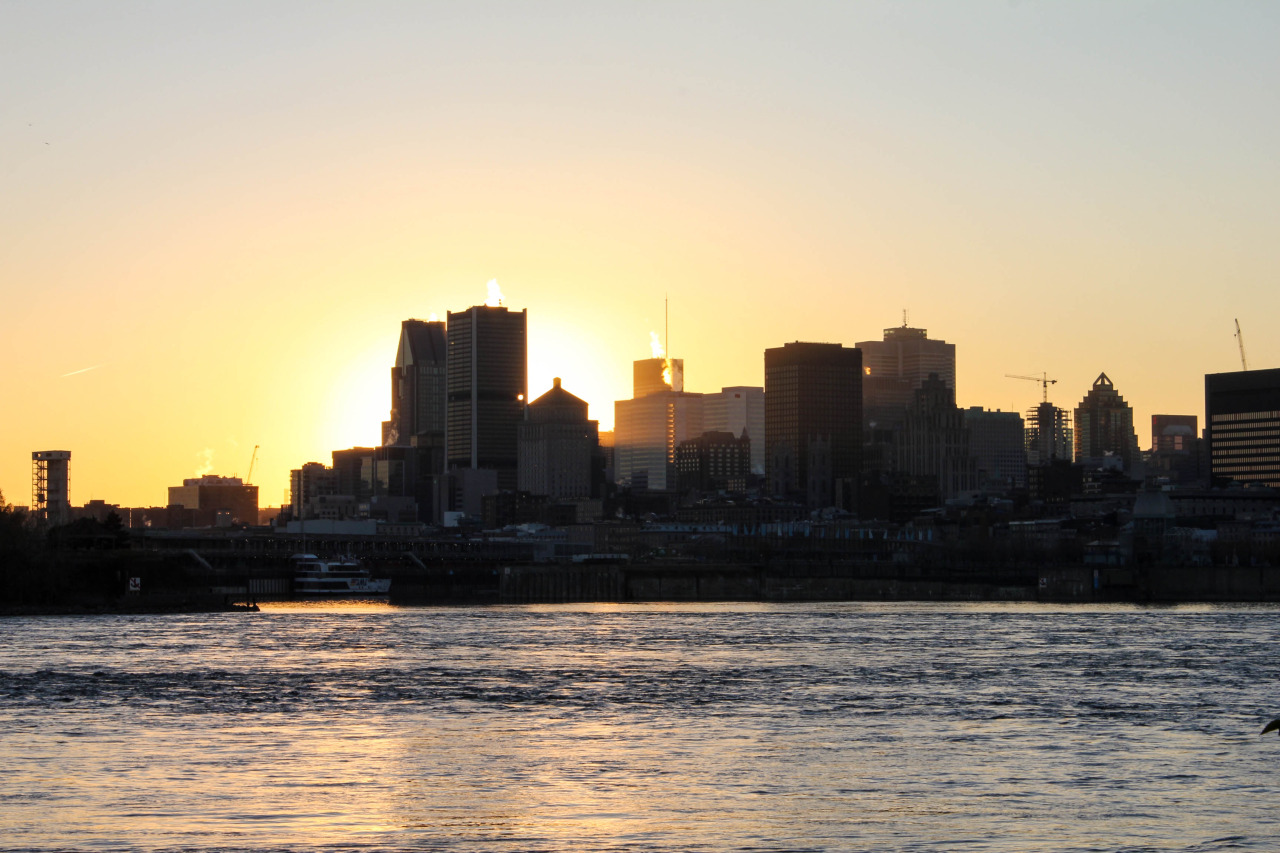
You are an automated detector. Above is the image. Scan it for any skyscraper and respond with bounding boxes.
[1025,402,1073,465]
[857,322,956,429]
[384,319,447,448]
[1205,367,1280,488]
[1073,373,1139,470]
[764,342,862,510]
[446,304,527,490]
[898,374,976,501]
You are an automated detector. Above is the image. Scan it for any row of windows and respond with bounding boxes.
[1211,411,1280,423]
[1213,431,1280,442]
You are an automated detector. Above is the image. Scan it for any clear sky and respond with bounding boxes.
[3,1,1278,509]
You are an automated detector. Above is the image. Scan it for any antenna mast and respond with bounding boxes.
[1235,318,1249,371]
[665,294,669,356]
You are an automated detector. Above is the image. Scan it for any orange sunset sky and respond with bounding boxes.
[3,2,1278,509]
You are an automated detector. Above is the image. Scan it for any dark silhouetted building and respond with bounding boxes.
[764,341,862,510]
[857,322,956,430]
[702,386,765,475]
[675,430,751,493]
[898,374,976,501]
[383,319,447,448]
[1073,373,1139,470]
[1206,367,1280,488]
[31,450,71,527]
[965,407,1027,491]
[447,304,527,490]
[168,475,258,527]
[1152,414,1197,453]
[518,377,602,501]
[1149,414,1206,487]
[1026,401,1073,465]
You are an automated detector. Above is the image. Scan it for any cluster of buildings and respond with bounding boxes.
[23,300,1280,567]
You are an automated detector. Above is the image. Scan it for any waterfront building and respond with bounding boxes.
[1073,373,1139,470]
[764,341,862,510]
[446,304,528,491]
[1206,367,1280,488]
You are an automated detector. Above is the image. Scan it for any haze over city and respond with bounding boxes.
[3,2,1278,509]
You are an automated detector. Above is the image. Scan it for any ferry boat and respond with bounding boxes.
[292,554,391,596]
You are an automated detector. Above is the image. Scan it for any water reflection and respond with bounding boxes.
[0,604,1278,850]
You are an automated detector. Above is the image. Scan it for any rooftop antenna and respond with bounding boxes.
[903,309,909,327]
[1235,318,1249,371]
[665,294,669,357]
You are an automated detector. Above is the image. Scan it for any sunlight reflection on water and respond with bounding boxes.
[1,602,1279,851]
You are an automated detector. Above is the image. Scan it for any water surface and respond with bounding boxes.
[1,602,1278,851]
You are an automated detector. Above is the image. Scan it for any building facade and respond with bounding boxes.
[1073,373,1139,470]
[518,377,601,501]
[384,319,447,449]
[701,386,765,475]
[965,407,1027,490]
[1026,401,1073,465]
[764,341,862,510]
[167,475,258,527]
[857,323,956,430]
[31,450,71,526]
[675,430,751,493]
[1206,367,1280,488]
[897,374,976,501]
[446,304,528,490]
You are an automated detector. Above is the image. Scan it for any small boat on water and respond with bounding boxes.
[292,554,391,596]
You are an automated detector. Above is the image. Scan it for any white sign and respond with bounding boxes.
[128,577,141,593]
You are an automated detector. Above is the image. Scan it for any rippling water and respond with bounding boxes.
[2,602,1280,851]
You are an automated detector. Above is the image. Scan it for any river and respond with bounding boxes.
[1,602,1278,851]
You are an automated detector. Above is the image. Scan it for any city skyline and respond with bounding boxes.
[4,2,1279,508]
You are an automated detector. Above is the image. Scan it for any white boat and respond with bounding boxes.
[292,554,391,596]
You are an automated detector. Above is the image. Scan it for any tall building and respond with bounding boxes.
[31,450,71,526]
[518,377,601,501]
[857,322,956,429]
[965,408,1027,490]
[614,385,704,491]
[702,386,765,475]
[1073,373,1139,470]
[446,305,528,490]
[1206,367,1280,488]
[764,342,862,510]
[898,374,976,501]
[1026,402,1073,465]
[383,319,447,448]
[633,357,684,397]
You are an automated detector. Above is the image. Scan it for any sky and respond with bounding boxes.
[3,1,1279,509]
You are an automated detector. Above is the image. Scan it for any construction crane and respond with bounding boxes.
[1006,372,1058,403]
[1235,318,1249,371]
[246,445,260,485]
